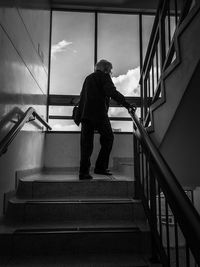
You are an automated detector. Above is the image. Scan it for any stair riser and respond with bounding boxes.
[17,181,135,199]
[0,231,151,255]
[6,202,146,222]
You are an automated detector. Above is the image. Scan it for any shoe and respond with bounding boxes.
[79,174,93,180]
[94,169,113,176]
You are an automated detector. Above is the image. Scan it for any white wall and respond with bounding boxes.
[0,3,50,215]
[0,131,45,212]
[44,133,133,169]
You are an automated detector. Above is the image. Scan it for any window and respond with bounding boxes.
[48,11,155,132]
[49,11,94,131]
[50,11,95,95]
[98,13,140,96]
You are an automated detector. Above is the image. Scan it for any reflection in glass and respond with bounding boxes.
[50,12,95,95]
[98,13,140,96]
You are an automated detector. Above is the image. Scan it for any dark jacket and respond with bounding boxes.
[79,70,130,123]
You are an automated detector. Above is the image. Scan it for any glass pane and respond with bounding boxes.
[49,119,134,132]
[111,121,133,132]
[108,107,141,118]
[165,15,176,55]
[50,11,95,95]
[49,106,140,120]
[49,119,81,131]
[135,107,141,118]
[142,15,155,63]
[170,16,176,39]
[49,106,73,116]
[108,107,130,118]
[98,13,140,97]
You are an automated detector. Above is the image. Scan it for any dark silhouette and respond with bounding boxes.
[78,59,136,180]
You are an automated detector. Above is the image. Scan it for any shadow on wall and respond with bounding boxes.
[0,106,45,148]
[0,107,24,142]
[0,0,50,9]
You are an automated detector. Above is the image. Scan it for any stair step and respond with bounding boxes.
[0,215,151,255]
[6,198,146,223]
[0,252,150,266]
[16,179,135,199]
[1,216,149,230]
[3,174,151,261]
[0,223,151,255]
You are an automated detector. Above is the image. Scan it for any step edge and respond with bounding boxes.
[9,198,142,204]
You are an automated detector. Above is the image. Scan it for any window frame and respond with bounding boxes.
[47,9,156,133]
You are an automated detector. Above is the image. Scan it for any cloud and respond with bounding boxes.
[51,66,141,130]
[51,120,80,131]
[51,40,73,57]
[109,67,140,117]
[112,67,140,96]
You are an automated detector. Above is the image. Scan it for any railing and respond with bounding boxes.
[140,0,194,127]
[130,110,200,267]
[0,107,52,156]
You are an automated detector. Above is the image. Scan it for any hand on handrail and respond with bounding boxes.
[128,103,137,114]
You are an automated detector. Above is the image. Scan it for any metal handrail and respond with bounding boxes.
[129,110,200,265]
[139,0,163,81]
[139,0,193,124]
[0,107,51,156]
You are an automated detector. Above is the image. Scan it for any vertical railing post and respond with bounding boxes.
[149,160,160,263]
[159,7,166,69]
[143,77,148,121]
[133,130,140,200]
[139,14,144,123]
[140,75,145,123]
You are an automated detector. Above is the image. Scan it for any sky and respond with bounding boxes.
[50,40,140,131]
[50,12,141,95]
[51,39,141,97]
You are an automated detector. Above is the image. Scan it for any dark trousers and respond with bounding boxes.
[79,118,114,175]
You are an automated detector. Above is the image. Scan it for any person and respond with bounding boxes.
[78,59,136,180]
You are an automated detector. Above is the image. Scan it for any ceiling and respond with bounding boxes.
[0,0,160,13]
[49,0,160,13]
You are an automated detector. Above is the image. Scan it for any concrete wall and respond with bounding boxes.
[0,2,50,215]
[160,60,200,187]
[44,133,133,170]
[150,5,200,147]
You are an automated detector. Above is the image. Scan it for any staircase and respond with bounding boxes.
[138,0,200,188]
[0,173,153,266]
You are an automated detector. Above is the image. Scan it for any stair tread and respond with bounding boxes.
[3,173,150,256]
[20,178,132,183]
[0,252,150,266]
[0,217,149,234]
[9,197,140,204]
[19,173,133,182]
